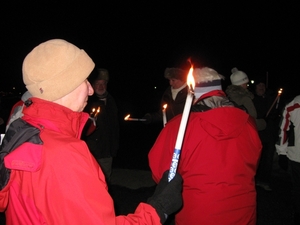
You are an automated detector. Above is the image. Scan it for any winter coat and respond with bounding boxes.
[226,85,266,130]
[0,98,160,225]
[148,91,262,225]
[252,91,279,144]
[83,93,119,158]
[276,95,300,163]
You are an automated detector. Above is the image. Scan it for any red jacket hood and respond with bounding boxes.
[192,107,255,141]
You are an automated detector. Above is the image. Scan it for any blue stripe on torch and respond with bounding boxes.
[168,148,181,182]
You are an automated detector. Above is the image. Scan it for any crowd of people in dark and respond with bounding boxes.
[0,39,299,224]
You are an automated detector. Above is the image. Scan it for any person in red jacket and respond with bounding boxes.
[0,39,182,225]
[148,67,262,225]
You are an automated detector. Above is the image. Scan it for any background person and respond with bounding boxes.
[143,68,188,125]
[0,39,183,225]
[252,79,278,191]
[275,95,300,224]
[225,67,266,131]
[83,68,119,183]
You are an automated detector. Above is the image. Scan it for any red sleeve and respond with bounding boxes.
[116,203,161,225]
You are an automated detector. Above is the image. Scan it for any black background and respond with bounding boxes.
[1,2,299,155]
[1,2,299,98]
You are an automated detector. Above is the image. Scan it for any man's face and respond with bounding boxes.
[169,78,185,89]
[93,79,107,95]
[54,79,94,112]
[255,83,266,96]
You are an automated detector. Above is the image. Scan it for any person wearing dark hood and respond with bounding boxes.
[149,67,262,224]
[225,67,266,131]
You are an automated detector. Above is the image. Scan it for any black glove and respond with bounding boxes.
[278,155,289,171]
[147,170,183,224]
[142,113,152,124]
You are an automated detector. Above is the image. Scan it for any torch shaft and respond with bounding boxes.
[168,92,193,182]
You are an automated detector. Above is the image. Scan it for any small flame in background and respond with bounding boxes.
[163,104,167,110]
[90,107,100,117]
[124,114,130,120]
[94,107,100,117]
[278,88,283,95]
[90,108,95,115]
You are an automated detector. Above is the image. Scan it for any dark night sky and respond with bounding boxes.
[1,2,299,112]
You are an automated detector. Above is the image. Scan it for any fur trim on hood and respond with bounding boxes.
[225,85,254,100]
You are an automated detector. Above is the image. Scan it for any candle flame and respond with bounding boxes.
[90,108,96,115]
[187,66,195,91]
[93,106,101,117]
[278,88,283,95]
[124,114,130,120]
[163,104,167,110]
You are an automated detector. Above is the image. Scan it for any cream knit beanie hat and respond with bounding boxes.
[230,67,249,85]
[193,67,224,99]
[22,39,95,101]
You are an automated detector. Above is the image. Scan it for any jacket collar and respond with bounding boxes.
[22,98,89,139]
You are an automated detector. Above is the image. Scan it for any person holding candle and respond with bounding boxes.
[0,39,183,224]
[143,68,188,125]
[252,79,278,191]
[275,95,300,224]
[83,68,119,183]
[225,67,267,131]
[148,67,262,224]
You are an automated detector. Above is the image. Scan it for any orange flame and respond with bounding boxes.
[187,66,195,91]
[124,114,130,120]
[90,108,96,115]
[94,107,101,117]
[278,88,283,95]
[163,104,167,110]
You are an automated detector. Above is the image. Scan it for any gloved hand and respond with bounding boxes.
[142,113,152,124]
[278,155,289,171]
[147,170,183,224]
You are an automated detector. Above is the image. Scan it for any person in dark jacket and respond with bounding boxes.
[252,79,278,191]
[83,68,119,183]
[143,68,188,126]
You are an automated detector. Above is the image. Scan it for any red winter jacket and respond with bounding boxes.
[149,105,262,225]
[0,98,160,225]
